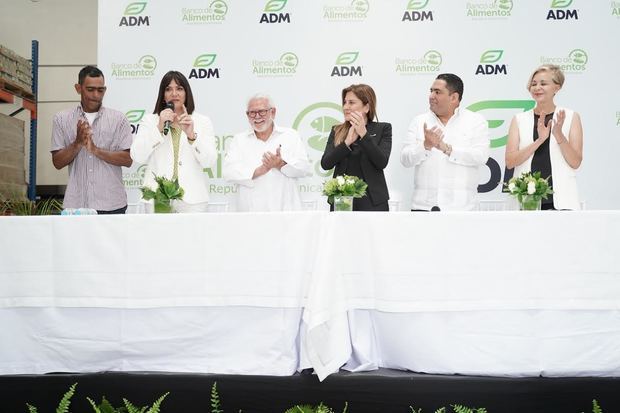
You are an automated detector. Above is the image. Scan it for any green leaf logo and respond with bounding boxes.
[407,0,429,10]
[336,52,359,65]
[125,110,145,123]
[264,0,287,12]
[497,0,513,11]
[124,2,147,15]
[351,0,370,14]
[194,54,217,68]
[210,0,228,15]
[280,52,299,68]
[480,50,504,64]
[138,55,157,70]
[467,100,536,148]
[551,0,573,8]
[569,49,588,65]
[424,50,442,66]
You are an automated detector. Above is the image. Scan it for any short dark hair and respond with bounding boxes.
[78,66,104,85]
[153,71,195,115]
[436,73,464,101]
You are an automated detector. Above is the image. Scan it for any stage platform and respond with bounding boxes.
[2,369,619,413]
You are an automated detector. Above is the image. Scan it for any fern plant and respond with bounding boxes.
[26,382,77,413]
[284,402,348,413]
[211,382,224,413]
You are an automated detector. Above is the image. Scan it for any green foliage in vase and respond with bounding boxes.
[141,174,184,202]
[322,174,367,204]
[284,402,347,413]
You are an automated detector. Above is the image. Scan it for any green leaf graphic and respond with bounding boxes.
[551,0,572,8]
[467,100,535,148]
[124,2,146,15]
[480,50,504,64]
[194,54,217,68]
[497,0,512,11]
[280,52,299,68]
[125,110,145,123]
[352,0,369,13]
[424,50,442,66]
[336,52,359,65]
[407,0,429,10]
[264,0,287,12]
[311,116,340,133]
[211,0,228,15]
[569,49,588,65]
[139,55,157,70]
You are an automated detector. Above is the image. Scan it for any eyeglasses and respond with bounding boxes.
[246,108,272,118]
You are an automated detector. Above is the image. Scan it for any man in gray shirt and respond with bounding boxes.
[51,66,132,213]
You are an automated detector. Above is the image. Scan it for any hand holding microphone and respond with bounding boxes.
[161,101,175,135]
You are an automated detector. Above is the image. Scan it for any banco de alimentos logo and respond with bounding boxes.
[402,0,434,22]
[323,0,369,22]
[616,111,620,126]
[466,0,513,19]
[188,54,220,79]
[260,0,291,23]
[125,109,145,134]
[111,55,157,79]
[293,102,343,179]
[395,50,442,75]
[182,0,228,24]
[475,49,508,75]
[123,164,147,189]
[331,52,362,77]
[252,52,298,77]
[119,1,150,26]
[540,49,587,73]
[546,0,579,20]
[467,100,536,192]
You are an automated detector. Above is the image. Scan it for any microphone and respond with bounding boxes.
[162,101,174,135]
[431,206,440,211]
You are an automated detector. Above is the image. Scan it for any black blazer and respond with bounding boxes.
[320,121,392,207]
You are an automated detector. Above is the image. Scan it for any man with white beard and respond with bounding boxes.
[224,94,311,211]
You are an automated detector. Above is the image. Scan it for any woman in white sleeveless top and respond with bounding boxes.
[505,64,583,210]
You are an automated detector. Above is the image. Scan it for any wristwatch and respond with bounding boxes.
[188,132,197,142]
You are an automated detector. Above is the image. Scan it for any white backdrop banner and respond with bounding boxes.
[98,0,620,210]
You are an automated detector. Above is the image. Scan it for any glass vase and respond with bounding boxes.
[154,199,173,213]
[519,195,541,211]
[334,195,354,212]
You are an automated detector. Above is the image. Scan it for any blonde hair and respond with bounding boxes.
[333,84,378,146]
[527,64,565,90]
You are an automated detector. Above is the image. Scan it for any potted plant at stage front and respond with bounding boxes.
[505,171,553,211]
[140,174,184,213]
[323,175,367,211]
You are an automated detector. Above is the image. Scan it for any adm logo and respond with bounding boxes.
[475,50,507,75]
[260,0,290,23]
[547,0,579,20]
[402,0,434,22]
[126,109,145,134]
[188,54,220,79]
[331,52,362,77]
[119,2,150,26]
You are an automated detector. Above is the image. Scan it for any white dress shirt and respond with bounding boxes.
[400,108,490,211]
[223,123,311,212]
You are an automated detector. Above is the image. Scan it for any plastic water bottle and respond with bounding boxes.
[77,208,98,215]
[61,208,75,215]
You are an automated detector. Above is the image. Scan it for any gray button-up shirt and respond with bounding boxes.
[51,105,133,210]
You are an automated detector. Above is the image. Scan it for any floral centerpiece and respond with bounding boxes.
[505,171,553,211]
[140,174,184,213]
[322,175,367,211]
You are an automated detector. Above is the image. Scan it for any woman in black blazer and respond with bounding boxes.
[320,84,392,211]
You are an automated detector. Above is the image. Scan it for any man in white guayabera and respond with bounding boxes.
[400,73,490,211]
[224,94,311,212]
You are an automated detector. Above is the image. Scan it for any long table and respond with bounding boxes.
[1,211,619,381]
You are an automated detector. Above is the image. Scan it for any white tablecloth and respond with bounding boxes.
[1,211,619,379]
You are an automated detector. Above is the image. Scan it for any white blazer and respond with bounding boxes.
[131,112,218,204]
[513,107,580,210]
